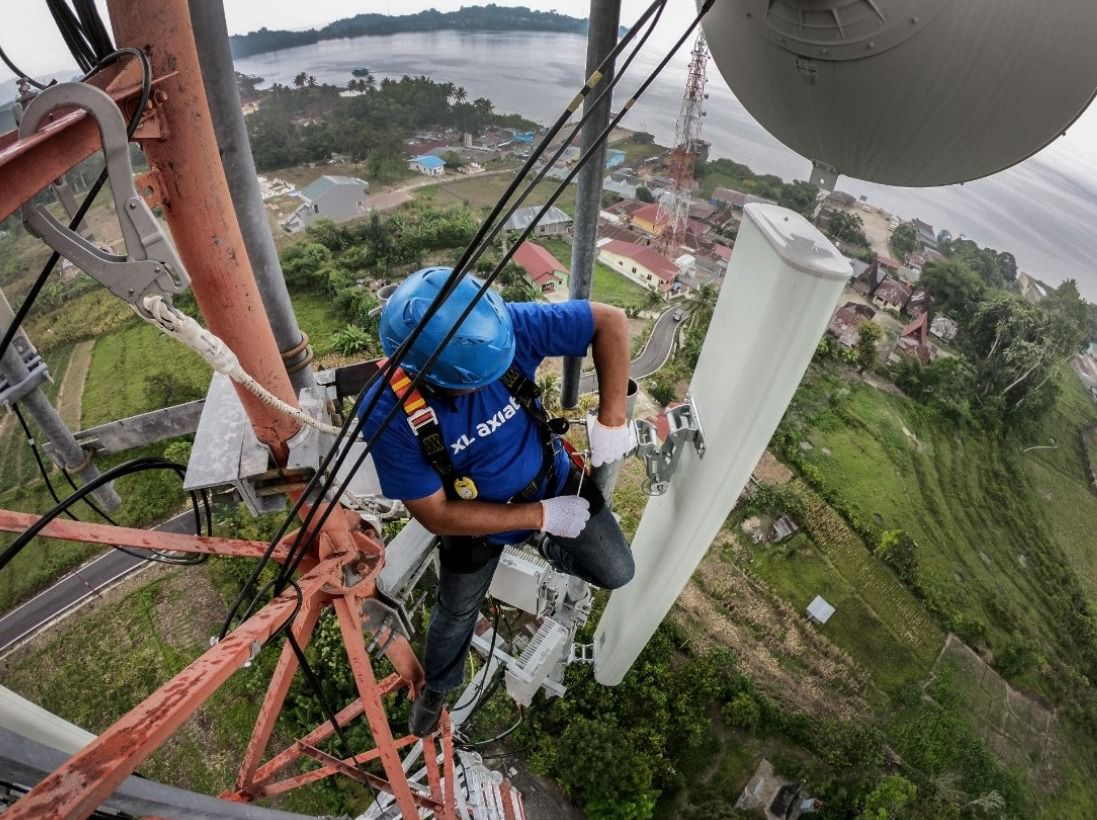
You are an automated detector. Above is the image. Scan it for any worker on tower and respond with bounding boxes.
[360,267,636,737]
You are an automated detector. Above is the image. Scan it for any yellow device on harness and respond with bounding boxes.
[453,476,478,500]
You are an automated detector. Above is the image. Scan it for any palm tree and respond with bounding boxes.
[452,86,468,103]
[306,75,318,88]
[293,72,307,88]
[365,74,377,93]
[473,97,493,118]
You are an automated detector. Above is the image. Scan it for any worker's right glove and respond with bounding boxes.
[539,495,591,539]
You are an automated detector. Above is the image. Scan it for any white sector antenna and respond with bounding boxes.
[593,203,849,685]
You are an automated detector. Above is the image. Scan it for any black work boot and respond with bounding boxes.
[409,688,446,737]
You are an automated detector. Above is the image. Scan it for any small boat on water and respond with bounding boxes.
[351,67,370,77]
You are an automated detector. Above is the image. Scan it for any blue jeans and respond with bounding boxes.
[423,499,634,692]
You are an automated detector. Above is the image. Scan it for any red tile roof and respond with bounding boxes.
[513,241,567,286]
[900,311,930,345]
[600,239,678,283]
[711,243,732,260]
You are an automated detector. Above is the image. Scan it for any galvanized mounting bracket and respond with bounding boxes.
[361,595,414,656]
[17,82,189,319]
[569,643,595,665]
[0,343,49,406]
[633,394,705,496]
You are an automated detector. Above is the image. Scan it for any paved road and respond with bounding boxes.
[0,510,202,654]
[578,306,685,394]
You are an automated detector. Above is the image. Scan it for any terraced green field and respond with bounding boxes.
[791,372,1097,698]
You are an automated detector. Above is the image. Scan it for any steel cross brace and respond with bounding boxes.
[2,561,339,820]
[0,508,301,564]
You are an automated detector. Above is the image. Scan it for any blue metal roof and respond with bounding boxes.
[411,155,446,169]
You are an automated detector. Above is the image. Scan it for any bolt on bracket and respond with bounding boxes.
[633,393,705,496]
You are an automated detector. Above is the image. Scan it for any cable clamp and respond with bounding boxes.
[634,393,705,496]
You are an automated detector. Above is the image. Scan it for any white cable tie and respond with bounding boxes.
[140,296,342,436]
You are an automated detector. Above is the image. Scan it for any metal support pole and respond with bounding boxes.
[0,291,121,511]
[563,0,621,409]
[189,0,316,393]
[106,0,300,464]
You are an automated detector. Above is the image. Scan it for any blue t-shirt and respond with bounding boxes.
[359,299,595,544]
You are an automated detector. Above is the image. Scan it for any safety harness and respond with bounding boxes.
[381,358,570,504]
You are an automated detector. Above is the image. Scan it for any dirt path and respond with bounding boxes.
[56,340,94,430]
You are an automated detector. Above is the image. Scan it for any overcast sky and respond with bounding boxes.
[1,1,665,79]
[3,2,1095,196]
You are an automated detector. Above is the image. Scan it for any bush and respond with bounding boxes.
[722,693,761,730]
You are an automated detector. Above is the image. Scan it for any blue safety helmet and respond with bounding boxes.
[380,267,515,390]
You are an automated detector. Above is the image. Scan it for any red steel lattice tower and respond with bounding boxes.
[654,32,709,256]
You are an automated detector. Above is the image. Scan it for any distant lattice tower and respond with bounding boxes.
[655,31,709,256]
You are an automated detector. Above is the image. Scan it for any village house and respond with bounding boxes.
[602,174,638,200]
[710,187,748,211]
[912,217,938,251]
[280,175,369,234]
[851,259,887,298]
[597,239,677,295]
[930,314,959,344]
[604,148,626,168]
[827,302,877,348]
[512,241,569,294]
[873,275,913,312]
[904,288,932,319]
[408,155,446,176]
[905,252,926,275]
[876,253,903,274]
[598,220,649,246]
[629,203,710,242]
[892,312,936,365]
[502,205,573,237]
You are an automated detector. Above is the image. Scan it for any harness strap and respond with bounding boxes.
[382,359,567,504]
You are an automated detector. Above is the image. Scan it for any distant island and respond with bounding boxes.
[229,5,589,60]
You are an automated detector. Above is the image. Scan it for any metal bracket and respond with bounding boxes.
[569,643,595,665]
[0,346,49,406]
[361,595,414,656]
[17,82,189,319]
[633,394,705,496]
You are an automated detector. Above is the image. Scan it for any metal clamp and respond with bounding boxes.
[634,394,705,496]
[18,82,189,319]
[568,643,595,665]
[361,595,414,657]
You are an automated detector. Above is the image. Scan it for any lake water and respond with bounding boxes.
[235,28,1097,300]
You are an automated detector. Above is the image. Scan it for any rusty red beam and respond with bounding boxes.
[334,595,421,818]
[0,508,295,562]
[257,734,420,797]
[0,69,171,222]
[4,561,341,820]
[441,713,458,820]
[233,586,324,793]
[295,743,446,813]
[247,672,402,792]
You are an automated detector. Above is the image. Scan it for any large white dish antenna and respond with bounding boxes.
[703,0,1097,186]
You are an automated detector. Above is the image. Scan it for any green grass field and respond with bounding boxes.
[788,368,1097,699]
[288,289,351,355]
[746,531,936,694]
[537,236,651,310]
[414,174,578,217]
[81,321,210,428]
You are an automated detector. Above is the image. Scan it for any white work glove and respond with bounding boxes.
[539,495,591,539]
[587,414,636,468]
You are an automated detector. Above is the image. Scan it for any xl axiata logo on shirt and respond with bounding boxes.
[450,396,522,454]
